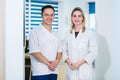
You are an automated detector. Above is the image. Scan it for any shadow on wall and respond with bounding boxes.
[95,33,111,80]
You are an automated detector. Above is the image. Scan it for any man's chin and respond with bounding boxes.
[47,23,52,25]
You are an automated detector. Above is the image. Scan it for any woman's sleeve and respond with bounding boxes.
[62,34,69,62]
[84,31,98,65]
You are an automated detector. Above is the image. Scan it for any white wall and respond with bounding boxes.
[111,0,120,79]
[0,0,5,80]
[96,0,112,80]
[5,0,24,80]
[96,0,120,80]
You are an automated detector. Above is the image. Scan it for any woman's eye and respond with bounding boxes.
[73,15,76,17]
[78,15,82,17]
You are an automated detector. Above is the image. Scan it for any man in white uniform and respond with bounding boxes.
[29,5,62,80]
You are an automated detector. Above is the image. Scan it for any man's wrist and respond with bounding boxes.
[56,59,60,64]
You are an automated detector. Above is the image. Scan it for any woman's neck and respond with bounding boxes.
[74,25,82,32]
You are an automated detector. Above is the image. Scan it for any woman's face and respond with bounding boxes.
[71,10,83,25]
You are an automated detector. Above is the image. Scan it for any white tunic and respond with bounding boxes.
[63,29,97,80]
[29,23,62,76]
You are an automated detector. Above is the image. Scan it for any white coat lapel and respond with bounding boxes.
[73,29,83,40]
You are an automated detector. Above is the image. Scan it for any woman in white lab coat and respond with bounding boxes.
[63,7,97,80]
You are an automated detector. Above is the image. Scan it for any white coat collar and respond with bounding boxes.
[72,29,83,39]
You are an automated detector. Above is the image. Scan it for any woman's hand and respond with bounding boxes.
[71,59,87,70]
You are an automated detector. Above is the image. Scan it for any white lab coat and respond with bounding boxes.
[63,29,97,80]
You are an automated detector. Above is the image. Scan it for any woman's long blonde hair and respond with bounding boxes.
[70,7,86,33]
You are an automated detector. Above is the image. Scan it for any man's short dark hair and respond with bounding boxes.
[41,5,55,15]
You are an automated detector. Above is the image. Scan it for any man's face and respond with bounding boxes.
[42,8,54,25]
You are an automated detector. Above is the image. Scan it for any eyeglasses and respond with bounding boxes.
[43,14,54,17]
